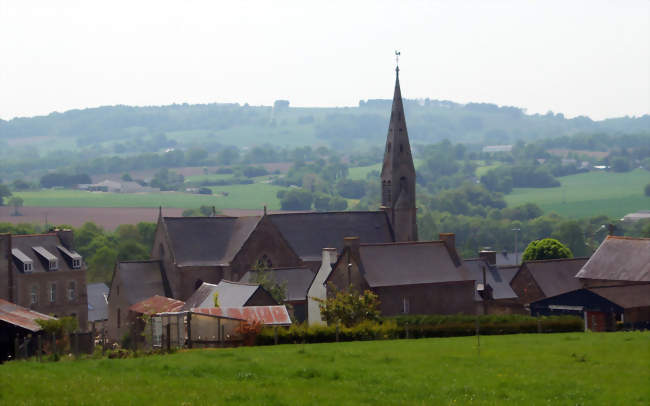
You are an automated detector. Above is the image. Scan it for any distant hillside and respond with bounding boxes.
[0,100,648,154]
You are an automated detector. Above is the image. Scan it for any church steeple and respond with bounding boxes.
[380,59,417,241]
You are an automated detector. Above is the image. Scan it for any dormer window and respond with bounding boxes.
[33,246,58,271]
[11,248,33,273]
[57,245,82,269]
[49,259,58,271]
[72,259,81,269]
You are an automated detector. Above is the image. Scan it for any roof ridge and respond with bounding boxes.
[525,257,590,264]
[12,233,58,238]
[219,279,260,287]
[118,259,162,264]
[268,210,384,216]
[606,235,650,241]
[360,240,443,247]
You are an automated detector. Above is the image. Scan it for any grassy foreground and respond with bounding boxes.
[1,332,648,405]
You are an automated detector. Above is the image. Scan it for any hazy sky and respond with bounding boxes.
[1,0,648,120]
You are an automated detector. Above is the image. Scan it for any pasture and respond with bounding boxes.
[0,332,648,405]
[505,169,650,218]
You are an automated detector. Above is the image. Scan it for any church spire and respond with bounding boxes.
[380,55,417,242]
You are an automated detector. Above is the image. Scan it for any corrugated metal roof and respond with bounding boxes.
[576,236,650,282]
[182,280,263,310]
[0,299,56,332]
[129,295,185,315]
[192,306,292,326]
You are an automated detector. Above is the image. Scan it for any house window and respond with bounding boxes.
[117,308,121,328]
[68,281,76,301]
[24,263,32,272]
[49,259,58,271]
[49,283,56,303]
[72,258,81,269]
[30,286,39,305]
[402,297,410,314]
[256,254,272,269]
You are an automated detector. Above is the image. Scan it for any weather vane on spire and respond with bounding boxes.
[395,50,401,66]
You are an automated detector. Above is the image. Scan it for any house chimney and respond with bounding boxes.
[343,236,360,250]
[321,247,337,268]
[57,229,75,249]
[439,233,461,266]
[479,250,497,266]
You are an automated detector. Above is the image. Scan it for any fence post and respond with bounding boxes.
[166,322,171,351]
[274,326,278,345]
[14,335,19,360]
[187,312,193,349]
[221,325,225,347]
[24,336,30,359]
[101,326,106,355]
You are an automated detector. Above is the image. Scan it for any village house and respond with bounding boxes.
[0,230,88,331]
[575,236,650,287]
[0,298,56,361]
[464,250,523,315]
[322,234,476,316]
[509,257,587,306]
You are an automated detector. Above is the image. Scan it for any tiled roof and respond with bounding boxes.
[163,216,261,266]
[268,211,394,261]
[576,236,650,282]
[129,295,185,315]
[522,257,587,298]
[0,299,56,332]
[87,283,109,322]
[355,241,473,288]
[192,306,292,326]
[240,268,314,302]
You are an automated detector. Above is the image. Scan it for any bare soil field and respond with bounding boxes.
[0,206,302,229]
[547,149,609,159]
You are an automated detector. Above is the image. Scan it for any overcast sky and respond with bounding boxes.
[1,0,648,120]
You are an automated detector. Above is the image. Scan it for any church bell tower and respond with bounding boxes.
[380,61,418,241]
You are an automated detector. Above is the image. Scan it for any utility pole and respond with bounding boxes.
[512,227,521,264]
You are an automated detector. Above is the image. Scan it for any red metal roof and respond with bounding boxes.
[192,306,292,326]
[129,295,185,315]
[0,299,56,332]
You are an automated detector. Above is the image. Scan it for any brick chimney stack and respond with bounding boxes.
[439,233,461,266]
[479,250,497,266]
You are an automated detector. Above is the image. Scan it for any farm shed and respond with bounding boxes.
[240,267,315,322]
[128,295,184,347]
[530,284,650,331]
[181,280,277,310]
[510,257,587,305]
[0,299,55,361]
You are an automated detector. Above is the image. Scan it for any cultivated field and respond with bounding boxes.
[505,169,650,218]
[0,332,648,405]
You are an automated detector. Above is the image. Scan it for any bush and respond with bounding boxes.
[522,238,573,261]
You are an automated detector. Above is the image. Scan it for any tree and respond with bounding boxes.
[87,246,118,283]
[121,173,133,181]
[316,284,381,327]
[522,238,573,261]
[645,183,650,197]
[8,196,23,216]
[280,189,313,210]
[336,179,366,199]
[610,156,632,173]
[552,220,588,257]
[250,264,287,304]
[0,184,11,206]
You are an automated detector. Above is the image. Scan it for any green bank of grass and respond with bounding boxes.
[505,169,650,218]
[15,183,285,210]
[1,332,648,405]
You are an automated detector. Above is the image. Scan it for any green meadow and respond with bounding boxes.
[0,332,648,405]
[505,169,650,218]
[14,183,286,211]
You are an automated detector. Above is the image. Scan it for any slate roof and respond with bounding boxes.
[495,251,523,266]
[10,234,83,273]
[240,267,315,302]
[0,299,56,332]
[575,236,650,282]
[354,241,473,288]
[521,257,587,298]
[182,280,267,310]
[163,216,261,266]
[267,212,394,261]
[113,260,171,305]
[87,283,109,322]
[192,306,292,326]
[465,259,518,300]
[130,295,185,315]
[589,284,650,309]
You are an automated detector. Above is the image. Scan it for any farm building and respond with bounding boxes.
[181,280,278,310]
[530,284,650,331]
[0,230,88,331]
[324,234,476,316]
[510,257,587,305]
[0,298,56,361]
[240,267,315,322]
[575,236,650,288]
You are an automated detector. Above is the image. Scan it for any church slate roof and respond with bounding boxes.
[240,267,315,302]
[520,258,587,298]
[163,216,261,266]
[113,260,171,305]
[267,212,394,261]
[356,241,473,288]
[575,236,650,282]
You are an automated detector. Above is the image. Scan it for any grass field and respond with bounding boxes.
[15,183,285,210]
[505,169,650,218]
[1,332,648,405]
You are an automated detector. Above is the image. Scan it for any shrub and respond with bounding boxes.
[522,238,573,261]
